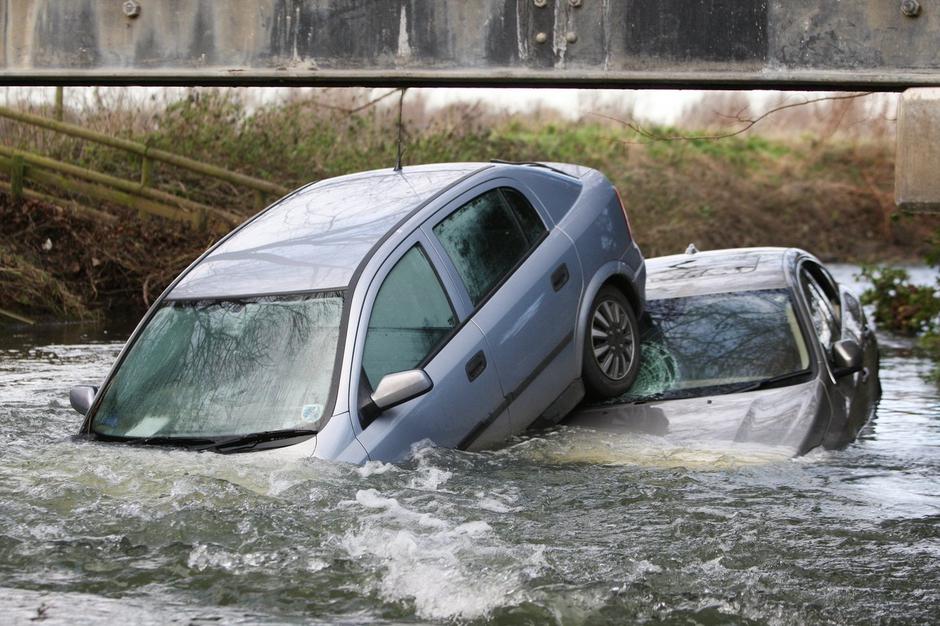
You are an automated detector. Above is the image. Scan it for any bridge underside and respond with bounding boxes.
[2,0,940,90]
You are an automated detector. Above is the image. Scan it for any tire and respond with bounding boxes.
[582,285,641,399]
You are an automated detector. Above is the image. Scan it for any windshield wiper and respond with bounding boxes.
[590,391,671,407]
[733,370,813,393]
[603,371,813,406]
[126,435,219,450]
[211,428,317,454]
[626,391,670,405]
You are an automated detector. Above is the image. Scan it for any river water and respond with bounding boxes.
[1,265,938,625]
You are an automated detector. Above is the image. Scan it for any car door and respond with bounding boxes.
[799,264,858,447]
[351,232,510,461]
[809,261,878,440]
[423,180,583,441]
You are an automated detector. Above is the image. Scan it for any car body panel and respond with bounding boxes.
[311,412,371,463]
[566,247,879,456]
[504,167,584,225]
[571,380,828,455]
[557,169,636,299]
[645,247,790,300]
[457,229,582,432]
[355,320,510,459]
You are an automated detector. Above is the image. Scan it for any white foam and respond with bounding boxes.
[353,489,447,529]
[341,488,543,620]
[356,460,396,478]
[476,496,513,513]
[407,465,452,491]
[187,543,273,574]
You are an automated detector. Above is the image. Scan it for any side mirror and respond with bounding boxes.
[832,339,863,378]
[69,385,98,415]
[360,370,433,424]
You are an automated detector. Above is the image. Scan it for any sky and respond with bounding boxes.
[419,87,707,123]
[0,85,756,125]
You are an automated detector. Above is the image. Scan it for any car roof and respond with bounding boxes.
[646,247,796,299]
[168,163,486,299]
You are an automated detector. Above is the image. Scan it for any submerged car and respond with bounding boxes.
[70,162,646,462]
[567,247,880,455]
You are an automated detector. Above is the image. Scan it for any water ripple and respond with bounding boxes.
[2,306,940,623]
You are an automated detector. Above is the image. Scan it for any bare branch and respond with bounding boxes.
[310,88,403,115]
[592,92,876,144]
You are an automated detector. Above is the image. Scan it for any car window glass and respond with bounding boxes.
[805,262,841,320]
[802,272,838,349]
[501,188,547,246]
[600,289,810,404]
[93,293,344,438]
[362,245,457,388]
[433,188,543,306]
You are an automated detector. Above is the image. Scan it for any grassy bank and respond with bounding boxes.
[0,90,934,322]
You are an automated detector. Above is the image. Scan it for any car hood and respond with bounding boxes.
[566,380,826,455]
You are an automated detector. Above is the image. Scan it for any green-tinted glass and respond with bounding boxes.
[93,293,344,438]
[362,246,456,387]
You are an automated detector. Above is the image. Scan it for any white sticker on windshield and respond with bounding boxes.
[302,404,323,423]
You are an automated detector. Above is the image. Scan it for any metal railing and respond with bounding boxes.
[0,105,291,229]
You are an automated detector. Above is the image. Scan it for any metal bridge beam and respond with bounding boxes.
[2,0,940,89]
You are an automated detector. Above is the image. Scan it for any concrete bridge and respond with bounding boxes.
[2,0,940,207]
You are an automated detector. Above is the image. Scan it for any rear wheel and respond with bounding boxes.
[582,286,641,399]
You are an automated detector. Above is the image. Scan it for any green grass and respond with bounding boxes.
[0,90,932,320]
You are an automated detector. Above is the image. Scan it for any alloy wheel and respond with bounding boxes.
[591,299,635,381]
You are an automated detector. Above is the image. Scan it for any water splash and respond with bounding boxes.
[2,305,940,624]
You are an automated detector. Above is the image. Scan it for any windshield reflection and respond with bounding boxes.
[92,292,344,441]
[605,289,811,404]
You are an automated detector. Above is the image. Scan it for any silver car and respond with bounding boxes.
[70,162,646,462]
[568,247,880,455]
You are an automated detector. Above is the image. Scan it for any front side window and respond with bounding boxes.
[433,187,547,306]
[93,292,344,439]
[802,272,838,350]
[362,245,457,387]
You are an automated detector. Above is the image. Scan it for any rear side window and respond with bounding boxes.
[433,187,547,306]
[502,188,546,245]
[362,245,457,387]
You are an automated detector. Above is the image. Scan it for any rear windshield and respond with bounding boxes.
[92,292,344,439]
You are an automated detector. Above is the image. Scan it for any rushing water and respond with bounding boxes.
[1,266,939,625]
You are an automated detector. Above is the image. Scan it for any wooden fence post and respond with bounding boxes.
[195,207,208,232]
[54,87,64,122]
[140,156,152,187]
[10,155,25,204]
[139,153,153,221]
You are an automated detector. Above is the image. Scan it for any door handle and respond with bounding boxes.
[465,350,487,382]
[551,263,569,291]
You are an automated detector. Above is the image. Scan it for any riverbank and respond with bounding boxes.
[1,91,935,322]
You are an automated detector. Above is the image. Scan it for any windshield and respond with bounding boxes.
[608,289,811,403]
[92,292,344,441]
